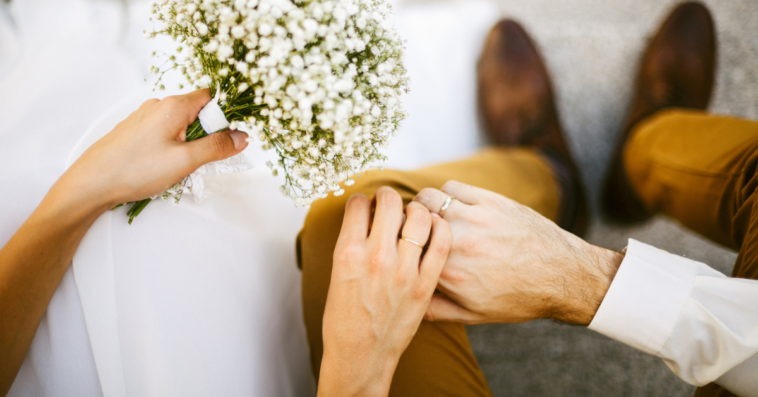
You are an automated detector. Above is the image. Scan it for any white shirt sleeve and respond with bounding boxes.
[588,239,758,397]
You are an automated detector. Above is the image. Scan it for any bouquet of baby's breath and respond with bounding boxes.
[126,0,408,223]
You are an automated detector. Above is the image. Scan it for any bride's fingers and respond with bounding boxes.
[398,202,432,265]
[184,130,249,165]
[178,88,213,124]
[154,89,212,129]
[338,194,372,243]
[369,187,404,246]
[418,215,451,281]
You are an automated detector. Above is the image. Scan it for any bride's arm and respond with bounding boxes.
[0,89,249,396]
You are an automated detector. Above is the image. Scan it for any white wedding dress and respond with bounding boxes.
[0,0,497,396]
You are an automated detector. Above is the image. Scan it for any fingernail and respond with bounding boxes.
[431,212,440,218]
[229,130,249,150]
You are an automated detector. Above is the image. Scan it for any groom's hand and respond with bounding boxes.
[413,181,624,326]
[318,187,452,397]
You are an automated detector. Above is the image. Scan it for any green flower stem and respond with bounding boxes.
[126,198,152,224]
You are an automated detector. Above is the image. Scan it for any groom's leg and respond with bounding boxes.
[623,110,758,255]
[298,147,560,396]
[621,110,758,397]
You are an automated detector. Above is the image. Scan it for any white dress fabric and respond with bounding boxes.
[1,1,313,395]
[590,239,758,397]
[0,0,499,396]
[66,96,314,396]
[1,1,139,396]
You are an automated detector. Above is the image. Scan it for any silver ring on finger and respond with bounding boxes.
[439,196,455,216]
[400,236,423,248]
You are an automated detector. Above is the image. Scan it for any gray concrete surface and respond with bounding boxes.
[401,0,758,395]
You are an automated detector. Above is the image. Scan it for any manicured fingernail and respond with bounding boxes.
[229,130,249,150]
[431,212,440,218]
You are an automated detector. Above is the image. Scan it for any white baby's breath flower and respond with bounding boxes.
[196,22,209,36]
[147,0,408,206]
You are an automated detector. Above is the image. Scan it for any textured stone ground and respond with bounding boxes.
[397,0,758,395]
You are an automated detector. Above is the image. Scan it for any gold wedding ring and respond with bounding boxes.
[400,237,423,248]
[439,196,455,216]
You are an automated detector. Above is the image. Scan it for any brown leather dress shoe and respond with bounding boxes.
[602,2,716,223]
[478,20,588,237]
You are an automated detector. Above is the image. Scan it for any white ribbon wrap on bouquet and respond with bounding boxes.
[197,90,230,134]
[189,90,251,202]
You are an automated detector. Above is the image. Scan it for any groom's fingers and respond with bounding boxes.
[424,293,478,323]
[440,180,485,205]
[413,187,468,219]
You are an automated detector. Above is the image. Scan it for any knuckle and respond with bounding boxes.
[208,132,232,155]
[160,96,186,113]
[432,215,452,232]
[334,243,362,264]
[406,200,425,211]
[178,147,197,170]
[161,95,181,105]
[434,237,452,257]
[368,247,392,270]
[441,180,462,194]
[140,98,160,109]
[406,203,431,225]
[455,236,478,257]
[417,187,435,197]
[412,282,430,301]
[394,265,412,285]
[375,187,402,206]
[424,308,435,322]
[467,208,493,228]
[346,193,370,209]
[414,188,437,203]
[440,267,468,283]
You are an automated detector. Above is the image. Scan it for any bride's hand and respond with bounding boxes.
[0,89,249,395]
[59,88,249,211]
[318,187,452,397]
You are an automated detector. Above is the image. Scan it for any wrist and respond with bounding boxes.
[550,243,624,326]
[586,246,624,321]
[317,348,398,397]
[39,173,112,229]
[56,162,122,212]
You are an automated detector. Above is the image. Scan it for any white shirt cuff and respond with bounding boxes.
[588,239,699,356]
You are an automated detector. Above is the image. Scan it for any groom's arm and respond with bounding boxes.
[0,90,249,396]
[413,181,758,396]
[588,239,758,396]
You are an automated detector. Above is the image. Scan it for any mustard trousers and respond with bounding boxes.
[297,109,758,396]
